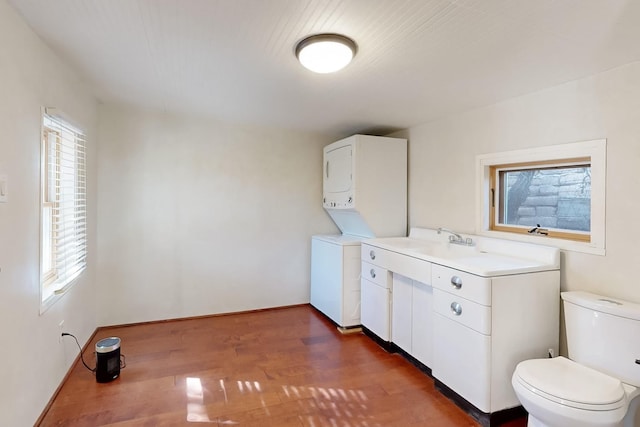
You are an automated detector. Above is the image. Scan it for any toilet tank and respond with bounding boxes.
[562,291,640,387]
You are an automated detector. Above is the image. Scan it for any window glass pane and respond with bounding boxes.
[42,205,53,274]
[45,132,57,202]
[498,165,591,232]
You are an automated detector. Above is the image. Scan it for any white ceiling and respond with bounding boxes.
[8,0,640,137]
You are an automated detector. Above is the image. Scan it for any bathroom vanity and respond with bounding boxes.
[361,228,560,426]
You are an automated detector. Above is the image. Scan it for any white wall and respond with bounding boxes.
[96,105,336,326]
[396,61,640,303]
[5,0,639,421]
[0,1,98,425]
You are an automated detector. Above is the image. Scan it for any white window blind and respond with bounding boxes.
[41,111,87,302]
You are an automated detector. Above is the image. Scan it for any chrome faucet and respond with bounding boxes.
[437,228,474,246]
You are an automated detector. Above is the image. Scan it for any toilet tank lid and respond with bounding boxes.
[561,291,640,321]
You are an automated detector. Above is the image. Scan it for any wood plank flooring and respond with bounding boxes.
[39,305,527,426]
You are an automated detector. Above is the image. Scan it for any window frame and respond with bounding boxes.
[39,108,87,312]
[476,139,606,255]
[41,129,59,287]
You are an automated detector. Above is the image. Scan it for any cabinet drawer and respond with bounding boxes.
[362,244,431,284]
[433,288,491,335]
[361,261,389,288]
[432,264,491,306]
[362,244,388,266]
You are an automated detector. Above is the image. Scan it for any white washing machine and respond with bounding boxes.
[310,234,364,328]
[311,134,407,329]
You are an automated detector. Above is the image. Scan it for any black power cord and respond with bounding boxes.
[61,332,96,373]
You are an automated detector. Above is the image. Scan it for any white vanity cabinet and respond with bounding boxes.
[361,228,561,423]
[432,264,560,414]
[392,274,433,368]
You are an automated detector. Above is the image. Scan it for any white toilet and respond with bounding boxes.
[512,291,640,427]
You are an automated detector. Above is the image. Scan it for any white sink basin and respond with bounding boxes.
[365,236,478,260]
[408,242,478,259]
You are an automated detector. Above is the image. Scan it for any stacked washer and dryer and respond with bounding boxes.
[310,134,407,329]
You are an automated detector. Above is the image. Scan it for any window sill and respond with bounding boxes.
[39,275,81,315]
[477,229,605,256]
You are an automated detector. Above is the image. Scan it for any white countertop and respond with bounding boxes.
[363,230,560,277]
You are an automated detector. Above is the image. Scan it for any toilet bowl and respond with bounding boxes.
[513,356,638,427]
[511,291,640,427]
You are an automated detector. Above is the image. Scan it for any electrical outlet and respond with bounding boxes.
[58,320,65,343]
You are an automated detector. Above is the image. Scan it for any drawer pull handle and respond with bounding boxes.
[370,250,376,260]
[370,269,376,279]
[450,276,463,289]
[450,302,462,316]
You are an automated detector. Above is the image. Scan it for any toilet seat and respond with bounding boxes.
[515,357,626,411]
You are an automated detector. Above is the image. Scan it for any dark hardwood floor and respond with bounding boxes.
[39,305,527,426]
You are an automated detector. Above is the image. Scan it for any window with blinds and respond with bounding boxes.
[40,110,87,304]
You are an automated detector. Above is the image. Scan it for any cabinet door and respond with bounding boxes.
[411,280,433,368]
[361,279,391,341]
[391,273,412,352]
[433,313,491,413]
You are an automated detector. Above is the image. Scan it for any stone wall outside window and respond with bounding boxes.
[505,168,591,231]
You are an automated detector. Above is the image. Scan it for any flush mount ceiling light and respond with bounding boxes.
[295,33,357,74]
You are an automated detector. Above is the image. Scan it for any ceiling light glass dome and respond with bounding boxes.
[295,34,357,74]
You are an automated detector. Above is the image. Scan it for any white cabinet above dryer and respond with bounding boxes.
[323,134,407,238]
